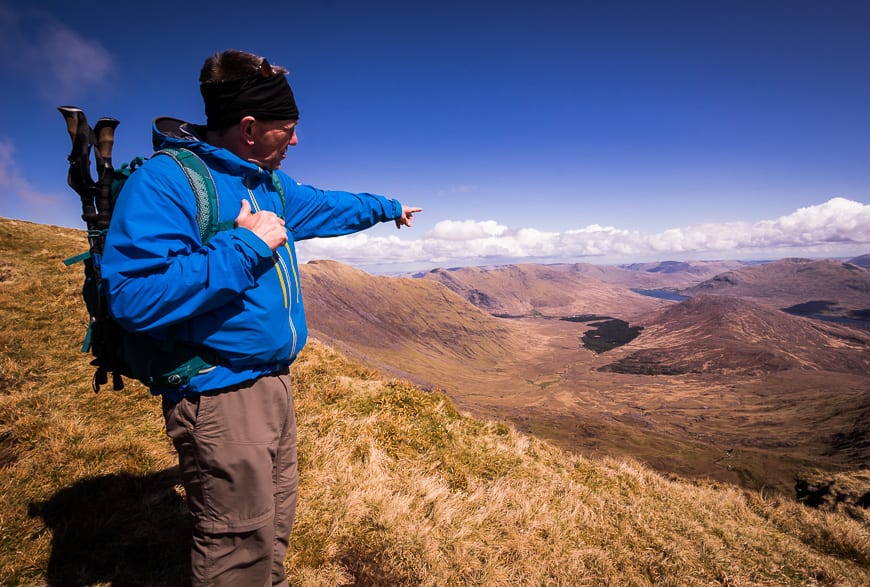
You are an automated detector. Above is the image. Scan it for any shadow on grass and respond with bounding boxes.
[28,467,191,587]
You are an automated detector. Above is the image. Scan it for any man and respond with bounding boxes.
[101,49,421,586]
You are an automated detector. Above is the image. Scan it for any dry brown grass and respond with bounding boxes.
[289,347,869,586]
[1,217,868,586]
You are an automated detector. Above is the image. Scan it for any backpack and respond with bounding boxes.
[58,106,227,392]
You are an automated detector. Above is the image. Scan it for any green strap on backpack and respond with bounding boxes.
[104,147,229,244]
[157,147,237,242]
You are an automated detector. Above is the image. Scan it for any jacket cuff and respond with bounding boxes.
[390,199,402,219]
[234,227,274,259]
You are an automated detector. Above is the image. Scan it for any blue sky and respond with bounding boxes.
[1,0,868,272]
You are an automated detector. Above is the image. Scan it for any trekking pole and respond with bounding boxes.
[58,107,121,392]
[93,117,120,234]
[57,106,99,231]
[92,116,123,390]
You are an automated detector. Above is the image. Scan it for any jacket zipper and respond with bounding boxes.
[247,185,298,355]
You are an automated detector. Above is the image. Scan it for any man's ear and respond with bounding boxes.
[240,116,256,144]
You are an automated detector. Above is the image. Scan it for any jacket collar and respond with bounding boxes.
[151,117,272,186]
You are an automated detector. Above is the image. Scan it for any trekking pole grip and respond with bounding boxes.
[94,118,120,162]
[93,117,120,230]
[58,106,99,228]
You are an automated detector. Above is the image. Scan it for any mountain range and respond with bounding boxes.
[302,252,869,494]
[419,263,668,318]
[684,257,870,320]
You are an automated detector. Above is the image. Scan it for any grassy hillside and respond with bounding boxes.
[1,217,868,585]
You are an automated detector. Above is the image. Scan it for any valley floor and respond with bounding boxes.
[313,316,870,495]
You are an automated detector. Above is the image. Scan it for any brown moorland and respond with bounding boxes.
[2,216,868,585]
[542,259,750,289]
[603,294,869,375]
[685,257,870,319]
[302,257,870,496]
[420,263,669,318]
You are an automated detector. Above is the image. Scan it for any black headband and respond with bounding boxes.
[201,68,299,129]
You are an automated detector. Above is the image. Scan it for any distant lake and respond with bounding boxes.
[631,289,689,302]
[782,311,870,328]
[782,301,870,328]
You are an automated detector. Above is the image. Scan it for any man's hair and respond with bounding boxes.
[199,49,289,83]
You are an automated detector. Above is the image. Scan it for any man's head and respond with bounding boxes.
[200,50,299,170]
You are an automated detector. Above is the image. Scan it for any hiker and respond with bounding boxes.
[100,49,421,586]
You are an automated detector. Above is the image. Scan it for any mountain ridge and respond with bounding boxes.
[420,262,669,318]
[685,257,870,320]
[601,294,869,375]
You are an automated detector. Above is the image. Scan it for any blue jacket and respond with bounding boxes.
[102,117,403,399]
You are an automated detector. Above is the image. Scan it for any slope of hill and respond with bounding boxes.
[300,259,521,390]
[1,217,869,586]
[685,258,870,320]
[420,263,667,318]
[601,294,870,375]
[301,260,513,358]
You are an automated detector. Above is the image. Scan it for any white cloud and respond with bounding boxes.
[435,184,477,196]
[297,233,425,265]
[758,197,870,244]
[0,138,79,226]
[37,22,115,99]
[0,3,114,101]
[0,139,46,202]
[426,219,508,240]
[296,198,870,270]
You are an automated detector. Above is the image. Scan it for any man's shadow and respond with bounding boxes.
[29,467,191,586]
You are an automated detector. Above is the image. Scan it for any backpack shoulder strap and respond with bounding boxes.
[156,147,232,244]
[270,171,286,217]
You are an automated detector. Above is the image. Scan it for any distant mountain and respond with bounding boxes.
[684,258,870,320]
[420,263,668,319]
[848,253,870,268]
[502,259,747,290]
[601,295,869,375]
[303,259,869,381]
[621,260,692,273]
[617,259,747,277]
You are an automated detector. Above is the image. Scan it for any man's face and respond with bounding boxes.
[250,119,298,170]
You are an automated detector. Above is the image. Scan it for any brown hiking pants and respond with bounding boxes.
[163,371,298,586]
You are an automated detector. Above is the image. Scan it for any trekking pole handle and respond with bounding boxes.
[93,117,120,231]
[94,118,120,162]
[58,106,83,146]
[58,106,99,228]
